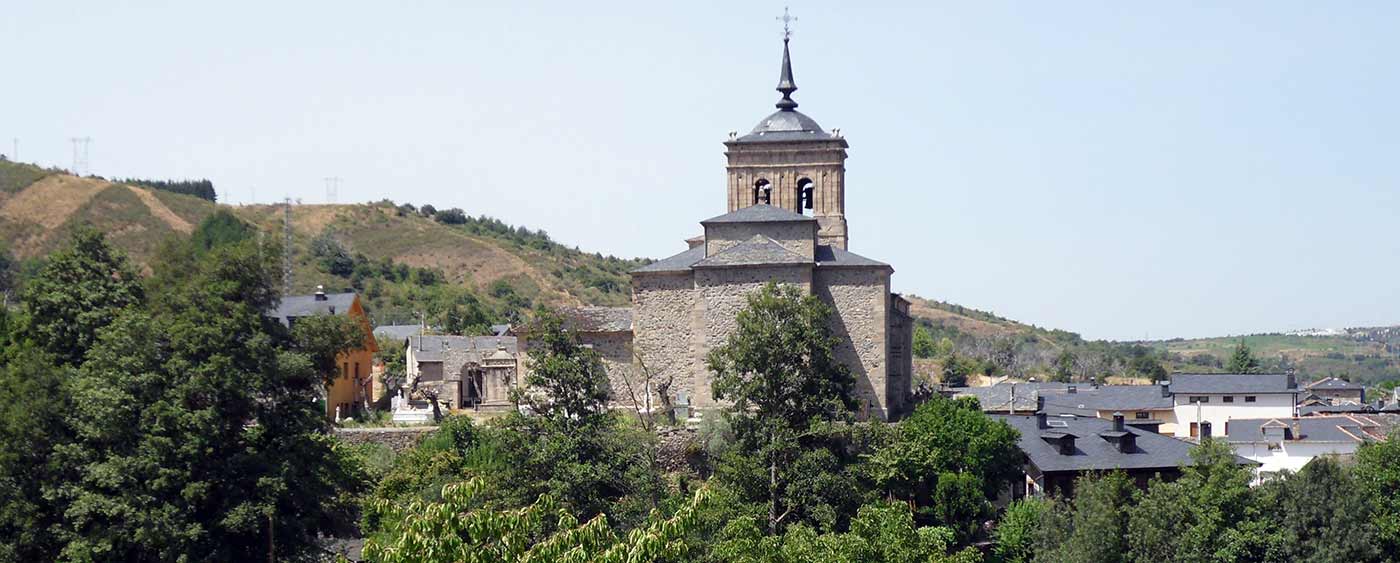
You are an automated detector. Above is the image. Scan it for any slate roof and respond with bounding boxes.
[1298,403,1376,416]
[407,335,518,364]
[692,236,812,268]
[700,204,815,225]
[1043,384,1174,412]
[1169,374,1298,395]
[561,306,633,333]
[1225,415,1386,444]
[490,324,512,336]
[734,110,836,143]
[997,414,1254,473]
[950,382,1070,413]
[814,245,889,268]
[373,324,422,340]
[631,245,706,274]
[1306,377,1365,391]
[270,292,357,325]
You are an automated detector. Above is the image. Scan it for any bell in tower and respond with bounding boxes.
[723,34,850,249]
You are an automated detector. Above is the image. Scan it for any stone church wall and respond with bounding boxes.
[694,265,813,409]
[575,331,644,408]
[632,272,701,409]
[704,221,816,259]
[813,266,892,420]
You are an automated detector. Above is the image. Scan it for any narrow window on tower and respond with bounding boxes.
[797,178,815,213]
[754,179,772,205]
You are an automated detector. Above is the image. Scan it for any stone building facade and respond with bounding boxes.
[598,38,913,420]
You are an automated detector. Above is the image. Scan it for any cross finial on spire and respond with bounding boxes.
[774,8,798,111]
[777,6,796,41]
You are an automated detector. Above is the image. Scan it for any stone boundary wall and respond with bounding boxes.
[333,426,438,453]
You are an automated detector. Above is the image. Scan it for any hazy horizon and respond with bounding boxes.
[4,1,1398,341]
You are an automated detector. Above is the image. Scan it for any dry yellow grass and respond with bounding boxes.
[0,175,109,255]
[124,185,193,234]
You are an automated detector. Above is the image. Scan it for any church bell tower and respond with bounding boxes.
[724,35,850,249]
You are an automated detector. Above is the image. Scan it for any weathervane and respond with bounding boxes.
[777,6,796,41]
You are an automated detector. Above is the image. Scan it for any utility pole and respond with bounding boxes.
[323,176,341,203]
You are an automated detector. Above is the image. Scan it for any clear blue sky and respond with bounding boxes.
[4,1,1398,340]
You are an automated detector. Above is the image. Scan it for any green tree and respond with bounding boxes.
[941,353,975,387]
[1036,472,1135,563]
[1260,457,1380,563]
[49,240,362,561]
[1354,432,1400,558]
[363,479,713,563]
[1126,438,1255,562]
[711,501,982,563]
[515,308,611,427]
[1052,350,1076,383]
[1128,354,1167,381]
[21,225,143,366]
[0,241,14,302]
[993,497,1050,563]
[864,396,1020,539]
[0,345,73,562]
[706,282,856,534]
[291,314,367,388]
[913,325,937,359]
[1227,340,1261,374]
[190,209,255,252]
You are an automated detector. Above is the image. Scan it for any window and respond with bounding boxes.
[1135,412,1150,420]
[354,362,361,382]
[1223,396,1235,403]
[1190,422,1199,438]
[753,179,772,205]
[1245,396,1257,403]
[1189,396,1209,404]
[797,177,815,212]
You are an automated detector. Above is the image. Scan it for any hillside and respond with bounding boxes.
[3,159,1397,386]
[0,160,641,326]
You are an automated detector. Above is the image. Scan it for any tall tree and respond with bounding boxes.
[1036,472,1135,563]
[0,345,73,562]
[1354,432,1400,558]
[1127,439,1256,562]
[707,282,856,534]
[49,240,362,561]
[864,396,1020,538]
[1260,457,1380,563]
[515,308,611,428]
[1227,340,1261,374]
[21,225,142,366]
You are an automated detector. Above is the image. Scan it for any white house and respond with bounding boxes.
[1169,374,1298,439]
[1225,414,1385,482]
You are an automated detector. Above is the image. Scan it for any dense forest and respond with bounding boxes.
[116,177,218,201]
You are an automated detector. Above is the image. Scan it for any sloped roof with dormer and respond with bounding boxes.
[997,414,1255,473]
[271,292,357,325]
[1225,415,1385,444]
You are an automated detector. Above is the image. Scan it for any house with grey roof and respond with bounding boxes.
[268,287,378,419]
[1225,414,1386,482]
[1304,376,1366,405]
[1170,373,1299,440]
[997,409,1255,497]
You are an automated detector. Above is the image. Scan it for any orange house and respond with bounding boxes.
[271,288,378,419]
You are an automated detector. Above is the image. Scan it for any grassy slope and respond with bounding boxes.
[0,161,638,319]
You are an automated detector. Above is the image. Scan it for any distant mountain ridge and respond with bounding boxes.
[2,160,1396,384]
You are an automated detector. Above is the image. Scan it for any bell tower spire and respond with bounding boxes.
[724,7,850,249]
[776,7,798,111]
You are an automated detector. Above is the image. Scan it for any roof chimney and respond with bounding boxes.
[314,285,327,301]
[1160,380,1171,397]
[1113,412,1125,432]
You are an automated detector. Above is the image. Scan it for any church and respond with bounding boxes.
[605,36,914,421]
